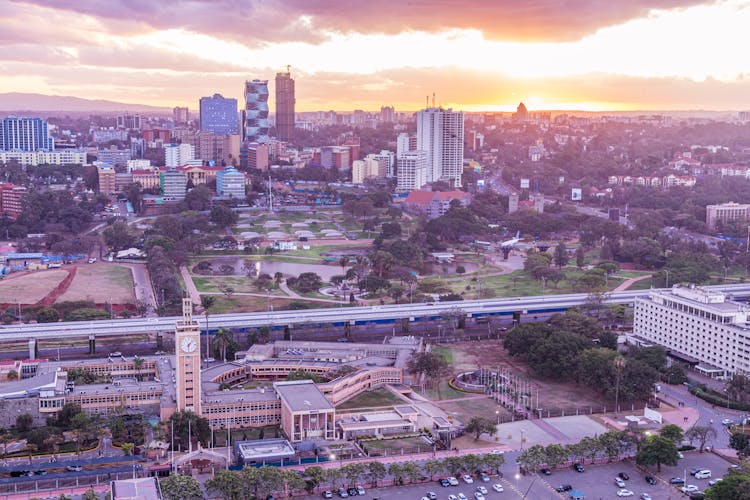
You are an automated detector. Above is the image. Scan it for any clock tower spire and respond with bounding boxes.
[175,294,201,414]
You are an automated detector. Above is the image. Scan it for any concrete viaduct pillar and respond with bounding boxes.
[28,339,38,360]
[88,334,96,355]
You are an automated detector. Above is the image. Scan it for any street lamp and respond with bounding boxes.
[520,428,526,450]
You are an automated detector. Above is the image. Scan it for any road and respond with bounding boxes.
[3,283,750,343]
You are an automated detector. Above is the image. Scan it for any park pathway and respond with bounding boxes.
[179,266,202,305]
[613,274,651,292]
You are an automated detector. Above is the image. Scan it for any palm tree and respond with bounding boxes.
[26,443,37,464]
[0,430,12,459]
[133,357,144,381]
[200,295,216,361]
[212,328,233,362]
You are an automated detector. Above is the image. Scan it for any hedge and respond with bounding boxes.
[689,385,750,411]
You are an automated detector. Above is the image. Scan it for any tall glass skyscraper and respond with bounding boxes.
[0,116,54,151]
[199,94,239,135]
[243,80,269,143]
[275,71,295,142]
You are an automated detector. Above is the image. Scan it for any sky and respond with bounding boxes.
[1,0,750,111]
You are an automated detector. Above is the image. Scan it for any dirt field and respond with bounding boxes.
[436,340,607,413]
[56,265,134,304]
[0,270,68,304]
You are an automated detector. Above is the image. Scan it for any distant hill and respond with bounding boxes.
[0,93,171,114]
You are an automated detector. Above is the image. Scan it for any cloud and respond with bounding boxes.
[14,0,708,43]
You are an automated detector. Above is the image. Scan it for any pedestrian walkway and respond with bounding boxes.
[613,274,652,292]
[532,418,571,442]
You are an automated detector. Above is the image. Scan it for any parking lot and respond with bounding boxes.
[301,451,735,499]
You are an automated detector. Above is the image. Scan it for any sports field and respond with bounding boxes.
[56,265,134,303]
[0,270,68,304]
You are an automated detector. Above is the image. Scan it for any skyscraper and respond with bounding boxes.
[0,117,54,151]
[199,94,239,135]
[416,108,464,187]
[275,70,295,142]
[396,150,428,192]
[173,106,189,124]
[243,80,269,143]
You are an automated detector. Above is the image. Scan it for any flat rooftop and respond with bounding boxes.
[235,438,295,460]
[202,388,278,405]
[273,380,334,412]
[111,476,161,500]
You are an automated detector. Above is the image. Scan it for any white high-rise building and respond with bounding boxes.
[416,108,464,187]
[164,143,195,168]
[396,133,414,159]
[396,150,428,192]
[633,285,750,379]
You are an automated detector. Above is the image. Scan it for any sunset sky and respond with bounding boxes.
[1,0,750,111]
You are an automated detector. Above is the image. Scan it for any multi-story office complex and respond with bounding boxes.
[416,108,464,187]
[116,114,142,130]
[216,165,246,199]
[352,154,388,184]
[396,150,428,192]
[186,131,241,166]
[0,117,54,151]
[321,146,351,170]
[243,142,269,170]
[199,94,239,135]
[243,80,270,143]
[0,150,86,167]
[633,285,750,379]
[160,168,188,199]
[164,143,195,168]
[706,202,750,230]
[0,184,27,219]
[97,147,131,167]
[173,106,189,124]
[275,71,295,141]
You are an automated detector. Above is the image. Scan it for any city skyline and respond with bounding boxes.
[1,1,750,111]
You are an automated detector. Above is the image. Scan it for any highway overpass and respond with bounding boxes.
[6,283,750,355]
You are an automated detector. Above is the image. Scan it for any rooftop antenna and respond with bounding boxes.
[286,64,291,75]
[432,93,435,108]
[426,95,429,108]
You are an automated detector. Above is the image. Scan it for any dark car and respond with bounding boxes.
[556,485,573,492]
[670,477,686,484]
[645,476,656,485]
[690,494,705,500]
[347,488,358,497]
[539,468,552,475]
[689,468,705,476]
[337,488,349,498]
[618,472,630,480]
[573,463,584,472]
[440,479,451,487]
[34,470,47,476]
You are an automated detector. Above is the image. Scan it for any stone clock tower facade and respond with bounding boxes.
[175,296,201,414]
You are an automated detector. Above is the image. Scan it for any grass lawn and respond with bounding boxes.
[192,276,284,295]
[207,295,332,313]
[336,388,404,410]
[420,380,467,401]
[438,396,510,424]
[431,346,454,365]
[361,435,430,452]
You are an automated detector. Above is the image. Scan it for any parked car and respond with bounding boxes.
[322,492,333,499]
[448,496,458,500]
[709,478,722,486]
[556,485,573,492]
[458,494,468,500]
[346,487,357,497]
[440,479,451,487]
[616,490,634,497]
[618,472,630,480]
[681,485,699,493]
[426,492,437,499]
[462,474,474,484]
[476,486,487,495]
[645,476,656,485]
[479,472,490,482]
[573,463,584,472]
[539,468,552,475]
[615,478,626,488]
[66,465,82,472]
[670,477,686,484]
[492,484,504,492]
[356,486,365,495]
[474,493,485,500]
[448,477,459,486]
[641,494,652,500]
[337,488,348,498]
[722,418,734,425]
[694,470,712,479]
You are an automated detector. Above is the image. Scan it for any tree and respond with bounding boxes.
[663,364,687,385]
[635,435,679,472]
[407,351,451,395]
[213,328,234,362]
[575,246,586,268]
[465,416,496,440]
[659,424,684,445]
[705,470,750,499]
[288,272,323,293]
[160,474,203,500]
[341,462,366,487]
[169,410,210,450]
[182,184,212,211]
[598,431,625,462]
[686,425,717,452]
[36,306,59,323]
[364,461,387,487]
[210,204,238,228]
[6,369,18,381]
[387,463,404,485]
[730,433,750,459]
[400,461,421,483]
[16,413,33,433]
[102,221,134,250]
[517,444,547,472]
[423,459,446,480]
[302,466,327,493]
[82,489,99,500]
[553,242,569,269]
[726,374,750,403]
[544,443,568,468]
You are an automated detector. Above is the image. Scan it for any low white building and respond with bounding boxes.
[633,285,750,379]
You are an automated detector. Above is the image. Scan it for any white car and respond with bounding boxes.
[490,449,504,455]
[448,496,458,500]
[463,475,474,484]
[678,452,684,459]
[448,477,460,486]
[474,494,485,500]
[616,490,634,497]
[615,478,626,488]
[492,484,504,492]
[476,486,488,495]
[681,485,699,493]
[722,418,734,425]
[695,470,712,479]
[458,494,468,500]
[709,478,723,486]
[640,494,652,500]
[426,493,437,500]
[356,486,365,495]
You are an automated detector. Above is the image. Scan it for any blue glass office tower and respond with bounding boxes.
[199,94,239,135]
[0,116,54,151]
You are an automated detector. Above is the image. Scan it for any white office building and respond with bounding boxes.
[164,143,195,168]
[396,150,428,192]
[633,285,750,379]
[416,108,464,187]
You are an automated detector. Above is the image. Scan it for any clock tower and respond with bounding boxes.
[175,295,201,414]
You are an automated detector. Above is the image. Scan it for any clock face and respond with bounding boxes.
[180,337,197,353]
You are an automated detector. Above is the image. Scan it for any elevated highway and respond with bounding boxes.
[6,284,750,353]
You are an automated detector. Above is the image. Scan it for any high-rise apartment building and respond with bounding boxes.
[396,151,428,192]
[97,165,116,195]
[0,117,54,151]
[244,142,269,170]
[216,166,246,199]
[199,94,239,135]
[173,107,189,124]
[187,131,240,166]
[396,133,416,159]
[416,108,464,187]
[275,71,295,142]
[380,106,395,123]
[164,143,195,168]
[116,115,142,130]
[243,80,269,143]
